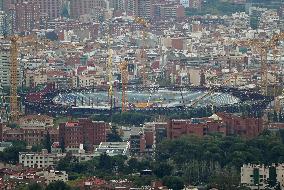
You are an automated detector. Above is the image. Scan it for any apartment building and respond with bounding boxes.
[15,1,40,33]
[241,164,284,189]
[129,132,146,155]
[59,119,107,151]
[0,49,10,87]
[0,48,21,87]
[0,125,59,146]
[167,116,225,139]
[17,115,54,128]
[19,149,63,168]
[4,0,64,19]
[126,0,154,18]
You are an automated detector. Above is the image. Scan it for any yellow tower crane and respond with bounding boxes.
[107,33,114,111]
[134,17,149,87]
[6,34,40,122]
[235,33,284,96]
[9,36,19,122]
[119,60,129,112]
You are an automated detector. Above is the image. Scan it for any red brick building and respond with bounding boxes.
[0,125,59,146]
[59,119,107,151]
[167,116,225,139]
[167,113,263,139]
[217,113,263,139]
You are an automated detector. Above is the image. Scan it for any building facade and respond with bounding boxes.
[15,1,40,33]
[19,149,63,168]
[167,116,225,139]
[0,126,59,146]
[241,164,284,190]
[59,119,107,151]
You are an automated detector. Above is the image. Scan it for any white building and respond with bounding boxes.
[0,48,11,87]
[180,0,189,8]
[241,164,284,190]
[95,142,130,156]
[36,170,68,184]
[0,48,22,87]
[19,149,64,168]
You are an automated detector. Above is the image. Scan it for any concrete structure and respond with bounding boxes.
[95,142,130,156]
[19,149,63,168]
[241,164,284,190]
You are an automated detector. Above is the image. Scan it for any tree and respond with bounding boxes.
[153,162,173,178]
[43,131,52,153]
[127,158,140,173]
[46,181,71,190]
[0,141,26,164]
[31,144,44,152]
[107,126,122,142]
[27,183,43,190]
[162,176,184,190]
[98,153,113,171]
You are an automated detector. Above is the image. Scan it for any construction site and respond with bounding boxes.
[0,15,284,120]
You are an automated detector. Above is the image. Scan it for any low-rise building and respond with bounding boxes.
[17,115,54,128]
[1,127,59,146]
[19,149,64,169]
[95,142,130,156]
[36,170,68,184]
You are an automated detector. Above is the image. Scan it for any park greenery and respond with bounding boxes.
[51,130,284,189]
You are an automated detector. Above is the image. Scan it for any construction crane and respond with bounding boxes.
[119,60,129,112]
[134,17,149,87]
[233,33,284,96]
[4,32,40,122]
[9,36,19,122]
[107,24,114,114]
[190,33,284,109]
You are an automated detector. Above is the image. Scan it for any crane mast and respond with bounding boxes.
[107,33,113,111]
[134,17,149,87]
[10,36,19,122]
[120,60,128,112]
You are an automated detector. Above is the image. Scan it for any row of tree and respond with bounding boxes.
[52,130,284,189]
